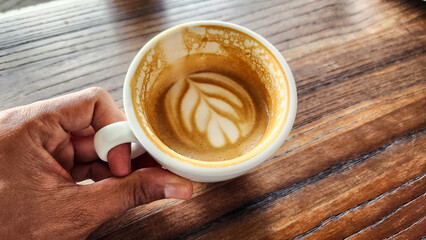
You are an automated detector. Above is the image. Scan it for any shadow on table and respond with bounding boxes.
[150,173,281,239]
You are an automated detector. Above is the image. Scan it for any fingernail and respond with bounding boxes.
[165,183,191,200]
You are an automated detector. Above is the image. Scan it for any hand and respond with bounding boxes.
[0,87,193,239]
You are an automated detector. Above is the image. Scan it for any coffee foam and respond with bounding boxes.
[165,72,256,148]
[130,24,291,166]
[146,53,268,161]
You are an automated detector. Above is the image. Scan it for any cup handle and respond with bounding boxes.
[94,121,146,162]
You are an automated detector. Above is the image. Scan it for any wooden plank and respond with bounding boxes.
[0,0,425,239]
[0,0,53,12]
[280,84,426,160]
[294,53,426,127]
[179,129,426,239]
[89,92,426,239]
[389,217,426,240]
[346,194,426,240]
[300,177,426,240]
[1,0,424,113]
[88,81,426,239]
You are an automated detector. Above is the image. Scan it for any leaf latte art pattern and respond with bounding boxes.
[165,72,256,148]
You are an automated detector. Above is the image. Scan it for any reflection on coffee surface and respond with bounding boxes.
[146,53,269,161]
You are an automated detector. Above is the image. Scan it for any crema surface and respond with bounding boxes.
[145,53,269,161]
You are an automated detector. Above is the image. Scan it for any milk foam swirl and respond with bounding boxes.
[165,72,256,148]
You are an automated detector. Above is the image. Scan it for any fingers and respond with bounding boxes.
[71,134,131,176]
[51,87,125,132]
[51,138,75,171]
[70,135,98,163]
[71,137,163,181]
[71,126,95,137]
[107,143,131,176]
[48,168,191,238]
[71,162,113,182]
[70,153,163,182]
[40,87,131,176]
[80,168,193,225]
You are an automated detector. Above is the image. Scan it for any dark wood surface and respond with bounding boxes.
[1,0,425,239]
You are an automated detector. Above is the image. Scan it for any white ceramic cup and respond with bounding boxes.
[94,21,297,182]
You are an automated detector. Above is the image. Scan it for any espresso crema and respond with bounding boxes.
[145,53,269,161]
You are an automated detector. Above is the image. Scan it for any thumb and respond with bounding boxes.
[82,168,193,226]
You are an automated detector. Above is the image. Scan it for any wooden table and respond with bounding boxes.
[1,0,425,239]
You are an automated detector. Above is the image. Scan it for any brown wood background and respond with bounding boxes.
[1,0,425,239]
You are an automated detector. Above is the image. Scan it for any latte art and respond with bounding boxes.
[146,53,268,161]
[165,72,256,148]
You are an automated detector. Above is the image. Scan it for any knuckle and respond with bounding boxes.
[26,108,61,144]
[139,183,164,204]
[126,175,141,208]
[116,172,143,209]
[0,107,22,130]
[0,107,17,124]
[86,87,109,99]
[0,104,57,143]
[132,170,165,205]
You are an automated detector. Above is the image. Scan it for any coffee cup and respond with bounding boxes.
[94,21,297,182]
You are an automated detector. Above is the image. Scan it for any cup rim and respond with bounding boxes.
[123,20,297,174]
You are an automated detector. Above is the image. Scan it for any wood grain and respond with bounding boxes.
[0,0,425,239]
[90,91,426,240]
[0,0,53,12]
